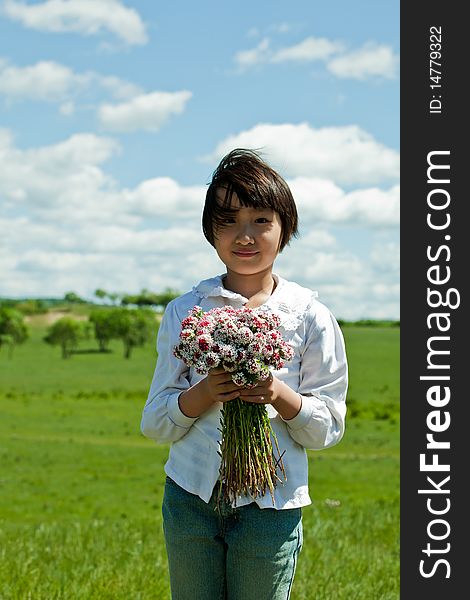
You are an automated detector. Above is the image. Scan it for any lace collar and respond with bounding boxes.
[192,274,318,333]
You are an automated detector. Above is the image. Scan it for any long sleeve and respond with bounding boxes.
[139,274,347,509]
[282,302,348,450]
[141,299,198,443]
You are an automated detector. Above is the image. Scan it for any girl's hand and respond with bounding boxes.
[239,374,302,421]
[238,372,279,406]
[178,367,240,418]
[204,367,241,404]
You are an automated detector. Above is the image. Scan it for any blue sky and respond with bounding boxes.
[0,0,399,319]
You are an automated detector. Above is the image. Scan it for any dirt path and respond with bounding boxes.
[24,310,88,326]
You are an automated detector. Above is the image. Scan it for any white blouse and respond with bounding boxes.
[141,274,348,509]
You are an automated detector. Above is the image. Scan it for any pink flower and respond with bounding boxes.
[232,372,248,386]
[181,316,199,329]
[236,326,254,343]
[204,352,220,368]
[180,328,194,340]
[172,305,294,383]
[197,334,212,352]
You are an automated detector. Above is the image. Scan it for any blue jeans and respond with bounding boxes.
[162,476,303,600]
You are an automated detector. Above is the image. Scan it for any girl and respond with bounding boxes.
[141,149,348,600]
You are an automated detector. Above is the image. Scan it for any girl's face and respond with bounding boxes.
[213,190,283,278]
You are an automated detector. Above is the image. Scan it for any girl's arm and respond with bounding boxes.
[237,301,347,450]
[282,302,348,450]
[141,299,198,443]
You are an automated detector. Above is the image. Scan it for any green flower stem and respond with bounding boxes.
[218,399,286,506]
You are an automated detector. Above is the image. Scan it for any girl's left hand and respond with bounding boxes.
[238,372,280,406]
[239,373,303,421]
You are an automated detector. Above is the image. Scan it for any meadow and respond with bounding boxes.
[0,314,399,599]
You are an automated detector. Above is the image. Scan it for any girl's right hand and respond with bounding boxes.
[178,367,240,418]
[205,367,241,404]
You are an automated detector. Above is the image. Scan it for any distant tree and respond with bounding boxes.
[121,288,180,308]
[44,317,86,358]
[93,289,121,305]
[64,291,86,304]
[0,307,29,358]
[89,309,121,351]
[155,288,180,308]
[108,292,120,306]
[14,299,48,315]
[0,299,17,309]
[120,294,138,306]
[94,288,108,302]
[121,291,159,307]
[113,308,156,359]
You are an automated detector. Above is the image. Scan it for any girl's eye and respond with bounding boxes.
[255,217,270,224]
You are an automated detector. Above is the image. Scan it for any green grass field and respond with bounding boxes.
[0,317,399,599]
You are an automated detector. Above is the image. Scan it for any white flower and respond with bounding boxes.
[173,305,294,386]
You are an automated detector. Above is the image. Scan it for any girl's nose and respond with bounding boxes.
[235,225,255,244]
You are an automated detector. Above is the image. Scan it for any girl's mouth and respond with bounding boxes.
[233,250,258,257]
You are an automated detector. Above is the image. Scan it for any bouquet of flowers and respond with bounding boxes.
[173,305,294,504]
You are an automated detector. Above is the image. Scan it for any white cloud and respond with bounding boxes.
[327,43,398,80]
[279,251,364,286]
[0,58,89,101]
[271,36,343,63]
[0,57,144,105]
[1,208,399,319]
[289,178,399,227]
[275,246,399,320]
[270,23,292,34]
[2,0,148,45]
[205,122,399,186]
[234,36,398,82]
[315,237,400,319]
[1,127,398,230]
[128,177,204,218]
[291,229,337,249]
[0,129,206,227]
[0,127,398,232]
[29,132,118,168]
[0,130,398,318]
[0,212,218,300]
[97,75,142,100]
[98,90,193,132]
[235,35,342,70]
[0,59,191,133]
[0,128,120,213]
[246,23,293,40]
[234,38,271,69]
[59,100,75,115]
[370,241,400,274]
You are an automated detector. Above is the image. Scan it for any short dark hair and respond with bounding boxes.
[202,148,299,252]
